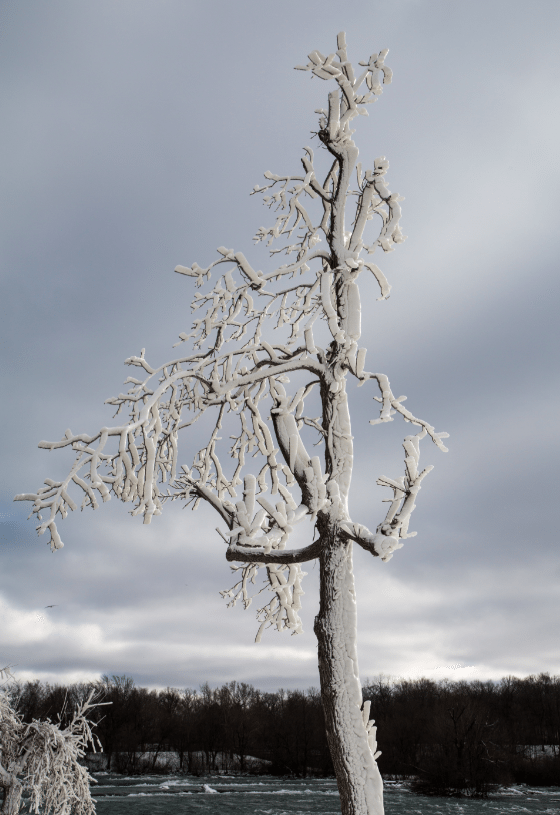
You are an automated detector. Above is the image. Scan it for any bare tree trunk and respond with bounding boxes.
[315,529,384,815]
[1,777,22,815]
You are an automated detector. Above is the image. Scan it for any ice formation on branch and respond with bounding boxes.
[0,683,111,815]
[0,666,15,683]
[14,32,446,644]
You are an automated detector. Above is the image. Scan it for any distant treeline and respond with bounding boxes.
[4,673,560,796]
[363,673,560,795]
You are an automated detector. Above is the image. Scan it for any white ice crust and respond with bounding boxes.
[14,31,448,815]
[0,680,111,815]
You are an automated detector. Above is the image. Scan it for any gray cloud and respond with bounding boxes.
[1,0,559,692]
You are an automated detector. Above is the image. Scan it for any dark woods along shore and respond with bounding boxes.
[4,673,559,798]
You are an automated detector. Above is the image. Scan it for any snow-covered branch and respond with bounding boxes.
[226,535,324,565]
[0,687,111,815]
[15,31,447,652]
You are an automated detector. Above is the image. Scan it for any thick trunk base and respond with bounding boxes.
[315,531,384,815]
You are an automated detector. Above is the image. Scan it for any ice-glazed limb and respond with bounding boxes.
[225,536,323,565]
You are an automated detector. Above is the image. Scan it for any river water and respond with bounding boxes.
[55,773,560,815]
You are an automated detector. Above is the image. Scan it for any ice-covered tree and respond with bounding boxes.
[15,33,447,815]
[0,673,110,815]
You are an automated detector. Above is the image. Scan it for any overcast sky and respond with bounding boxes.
[1,0,559,695]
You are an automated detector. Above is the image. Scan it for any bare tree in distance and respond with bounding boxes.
[15,32,448,815]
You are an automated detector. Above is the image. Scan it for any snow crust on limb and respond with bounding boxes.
[0,680,111,815]
[0,666,15,683]
[14,29,449,815]
[315,537,384,815]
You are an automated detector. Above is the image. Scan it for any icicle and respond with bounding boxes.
[224,270,236,292]
[277,482,298,510]
[363,262,391,300]
[287,387,307,414]
[356,348,367,378]
[282,464,295,487]
[257,465,269,493]
[256,496,287,528]
[224,526,246,538]
[275,501,287,523]
[346,343,358,374]
[311,456,323,482]
[304,326,318,354]
[292,504,308,522]
[289,434,299,473]
[249,509,267,534]
[243,474,256,518]
[48,522,64,551]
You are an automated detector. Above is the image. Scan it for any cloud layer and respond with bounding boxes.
[1,0,559,692]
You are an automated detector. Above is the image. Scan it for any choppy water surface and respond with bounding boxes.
[70,774,560,815]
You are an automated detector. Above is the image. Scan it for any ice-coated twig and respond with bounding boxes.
[0,664,16,682]
[364,371,449,452]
